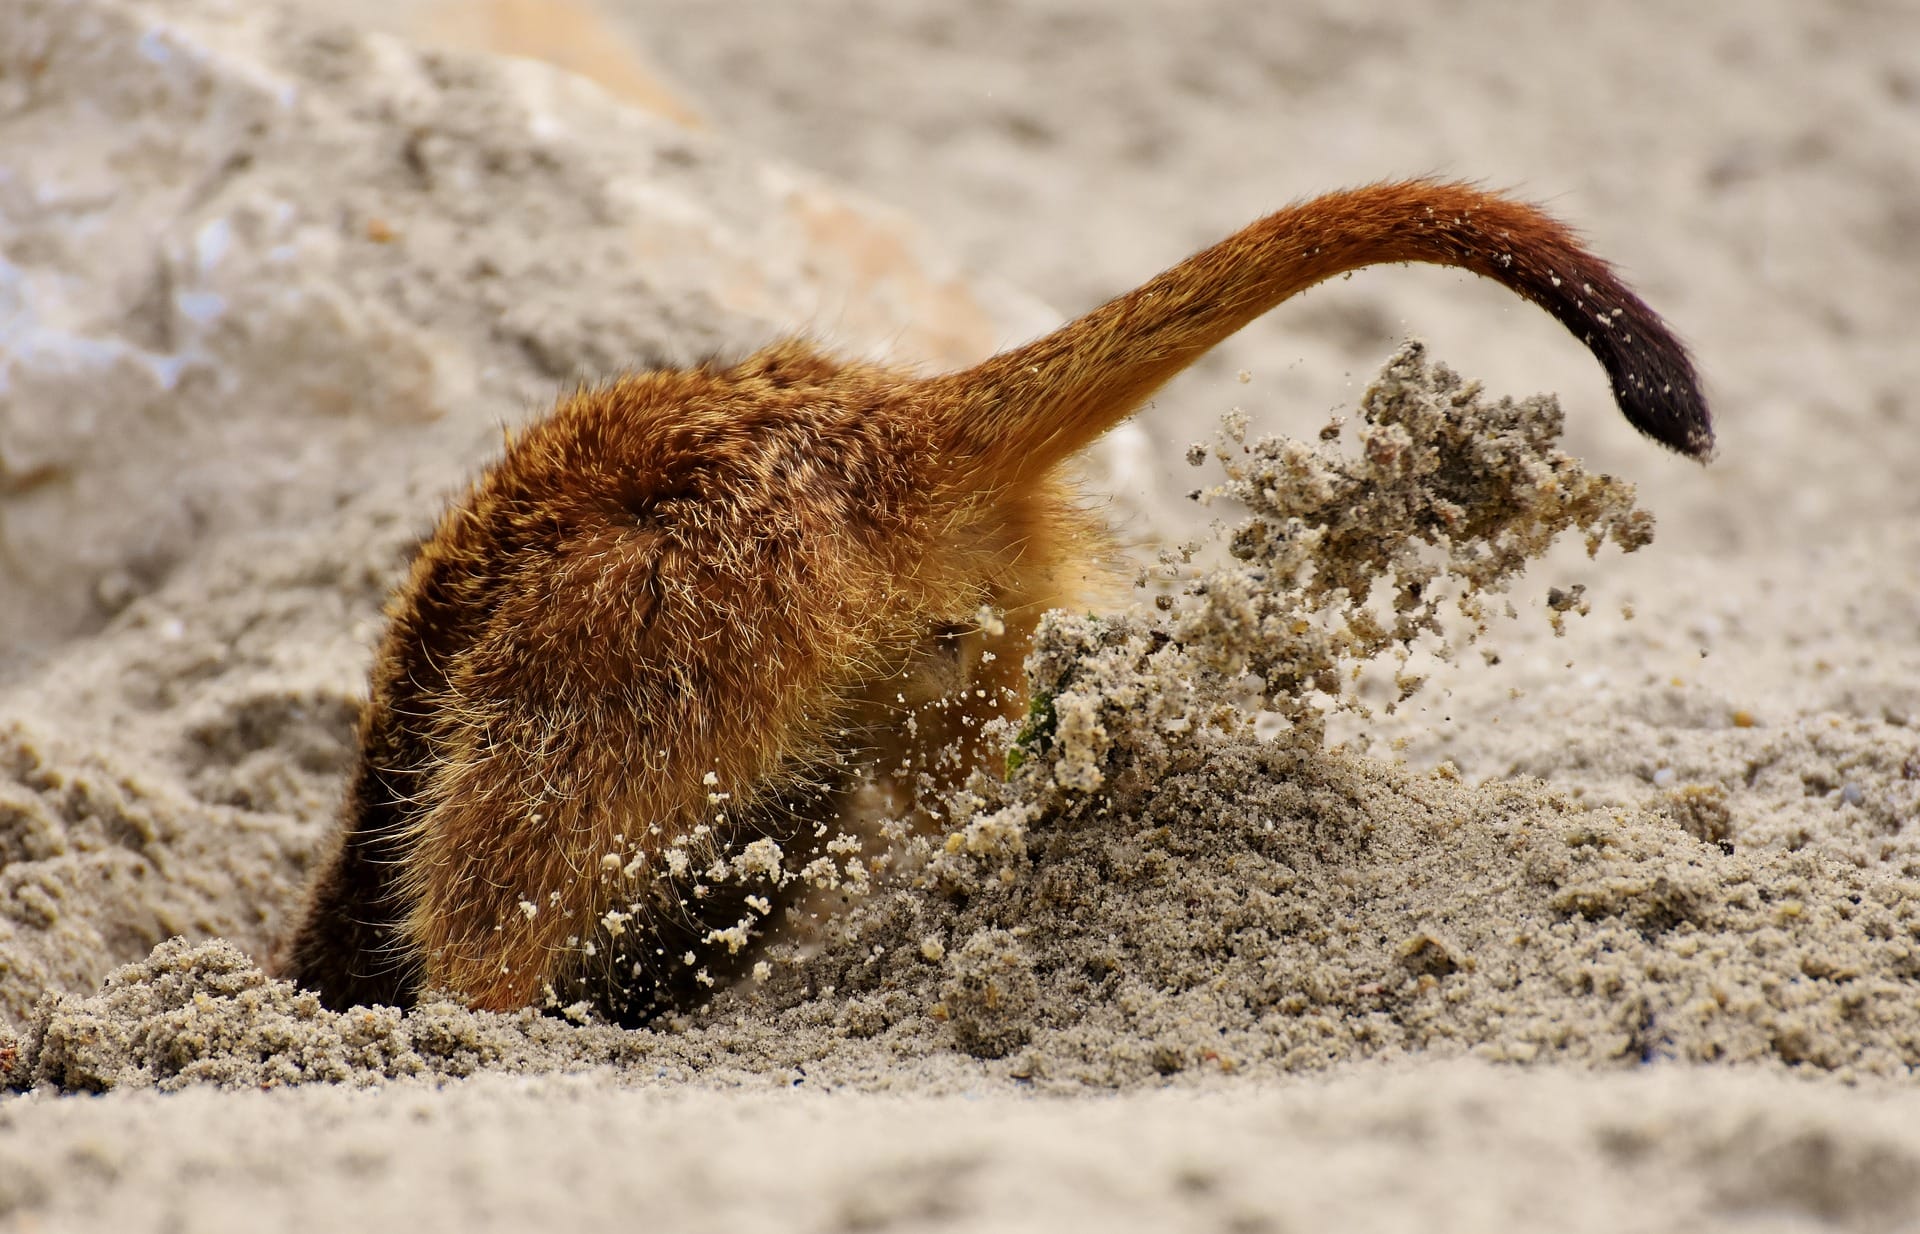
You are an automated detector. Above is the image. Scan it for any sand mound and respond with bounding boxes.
[753,734,1919,1084]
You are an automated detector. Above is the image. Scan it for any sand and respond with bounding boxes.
[1,0,1916,1229]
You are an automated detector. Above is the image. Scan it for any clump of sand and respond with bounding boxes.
[14,347,1915,1095]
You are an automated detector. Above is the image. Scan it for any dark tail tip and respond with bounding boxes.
[1587,301,1714,461]
[1520,242,1713,461]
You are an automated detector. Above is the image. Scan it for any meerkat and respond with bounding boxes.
[281,179,1711,1021]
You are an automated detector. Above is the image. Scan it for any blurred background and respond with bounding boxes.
[329,0,1917,550]
[4,0,1914,668]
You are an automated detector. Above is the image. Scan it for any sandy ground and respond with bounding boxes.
[1,0,1917,1230]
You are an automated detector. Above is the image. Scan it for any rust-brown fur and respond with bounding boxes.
[282,180,1711,1018]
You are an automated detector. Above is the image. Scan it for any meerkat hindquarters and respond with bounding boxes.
[283,180,1712,1017]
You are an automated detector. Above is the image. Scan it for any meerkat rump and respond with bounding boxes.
[282,179,1712,1019]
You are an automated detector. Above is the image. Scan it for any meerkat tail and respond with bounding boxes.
[921,179,1712,488]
